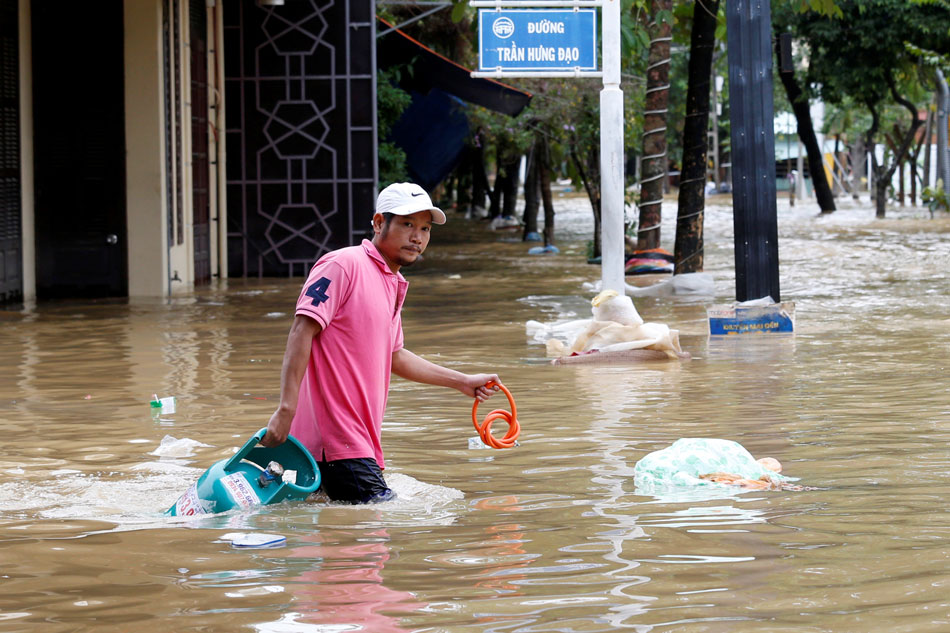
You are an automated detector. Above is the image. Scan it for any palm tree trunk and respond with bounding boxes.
[637,0,672,250]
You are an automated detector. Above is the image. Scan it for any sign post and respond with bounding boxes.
[472,0,625,294]
[599,0,623,294]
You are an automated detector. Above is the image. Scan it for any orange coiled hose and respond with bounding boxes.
[472,381,520,449]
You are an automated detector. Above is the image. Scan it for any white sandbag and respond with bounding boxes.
[530,290,684,358]
[590,290,643,326]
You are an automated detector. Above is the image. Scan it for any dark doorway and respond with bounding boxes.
[190,0,210,284]
[32,0,127,298]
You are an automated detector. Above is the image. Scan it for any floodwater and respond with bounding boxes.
[1,194,949,633]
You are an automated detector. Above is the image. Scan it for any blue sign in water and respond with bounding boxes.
[478,9,598,72]
[707,303,796,336]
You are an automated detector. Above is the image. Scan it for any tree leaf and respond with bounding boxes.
[451,0,469,24]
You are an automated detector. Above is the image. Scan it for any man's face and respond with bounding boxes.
[372,211,433,271]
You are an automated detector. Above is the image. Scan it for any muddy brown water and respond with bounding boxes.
[1,196,949,632]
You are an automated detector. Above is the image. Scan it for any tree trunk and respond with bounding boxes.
[522,145,540,239]
[637,0,672,250]
[864,99,887,217]
[489,151,505,219]
[867,78,925,218]
[572,145,601,258]
[851,136,866,198]
[832,135,842,196]
[908,115,928,207]
[539,151,555,247]
[471,138,490,214]
[874,167,889,217]
[674,0,718,275]
[775,38,836,213]
[501,155,520,218]
[456,145,477,213]
[922,104,933,190]
[898,153,905,206]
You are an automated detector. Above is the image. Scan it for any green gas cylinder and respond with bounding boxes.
[166,428,320,516]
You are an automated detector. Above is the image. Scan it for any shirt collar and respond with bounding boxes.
[361,239,407,282]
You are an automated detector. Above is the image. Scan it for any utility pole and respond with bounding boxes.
[726,0,780,302]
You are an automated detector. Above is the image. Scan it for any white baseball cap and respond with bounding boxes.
[375,182,446,225]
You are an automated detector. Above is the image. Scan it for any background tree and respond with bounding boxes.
[771,2,838,213]
[786,0,949,217]
[377,66,413,188]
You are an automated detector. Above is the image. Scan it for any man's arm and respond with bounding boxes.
[261,315,323,447]
[391,348,499,402]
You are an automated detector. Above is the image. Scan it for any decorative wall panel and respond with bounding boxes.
[224,0,376,277]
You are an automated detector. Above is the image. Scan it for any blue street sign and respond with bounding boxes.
[478,9,598,72]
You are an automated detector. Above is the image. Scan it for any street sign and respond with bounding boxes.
[477,9,598,72]
[470,0,625,296]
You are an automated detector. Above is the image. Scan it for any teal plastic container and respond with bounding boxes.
[166,428,321,516]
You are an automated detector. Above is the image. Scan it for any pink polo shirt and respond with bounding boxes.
[289,240,408,469]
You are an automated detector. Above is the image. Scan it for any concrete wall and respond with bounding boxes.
[124,0,168,297]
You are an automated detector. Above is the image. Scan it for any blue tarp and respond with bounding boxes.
[388,89,469,191]
[377,17,531,189]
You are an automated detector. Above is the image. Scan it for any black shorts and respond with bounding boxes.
[316,457,395,504]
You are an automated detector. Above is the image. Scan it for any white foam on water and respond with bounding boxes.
[385,472,464,506]
[312,472,466,528]
[0,466,201,524]
[0,438,212,527]
[0,445,466,533]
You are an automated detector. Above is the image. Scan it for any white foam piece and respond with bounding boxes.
[149,435,211,458]
[229,533,286,549]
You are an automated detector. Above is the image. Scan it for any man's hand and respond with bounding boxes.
[261,407,294,447]
[462,373,501,402]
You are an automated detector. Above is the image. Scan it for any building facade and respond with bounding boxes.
[2,0,376,303]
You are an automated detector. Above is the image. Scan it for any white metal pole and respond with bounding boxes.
[600,0,624,293]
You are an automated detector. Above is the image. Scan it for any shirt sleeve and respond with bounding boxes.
[392,313,404,353]
[295,260,349,330]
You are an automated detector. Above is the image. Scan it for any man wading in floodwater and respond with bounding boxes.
[261,182,501,504]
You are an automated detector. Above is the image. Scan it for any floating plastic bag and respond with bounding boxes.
[634,438,792,494]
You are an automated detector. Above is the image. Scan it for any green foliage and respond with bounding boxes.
[774,0,949,165]
[922,181,950,213]
[377,67,413,187]
[905,43,950,72]
[779,0,949,107]
[790,0,844,18]
[451,0,469,24]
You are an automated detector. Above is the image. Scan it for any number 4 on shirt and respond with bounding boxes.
[306,277,331,306]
